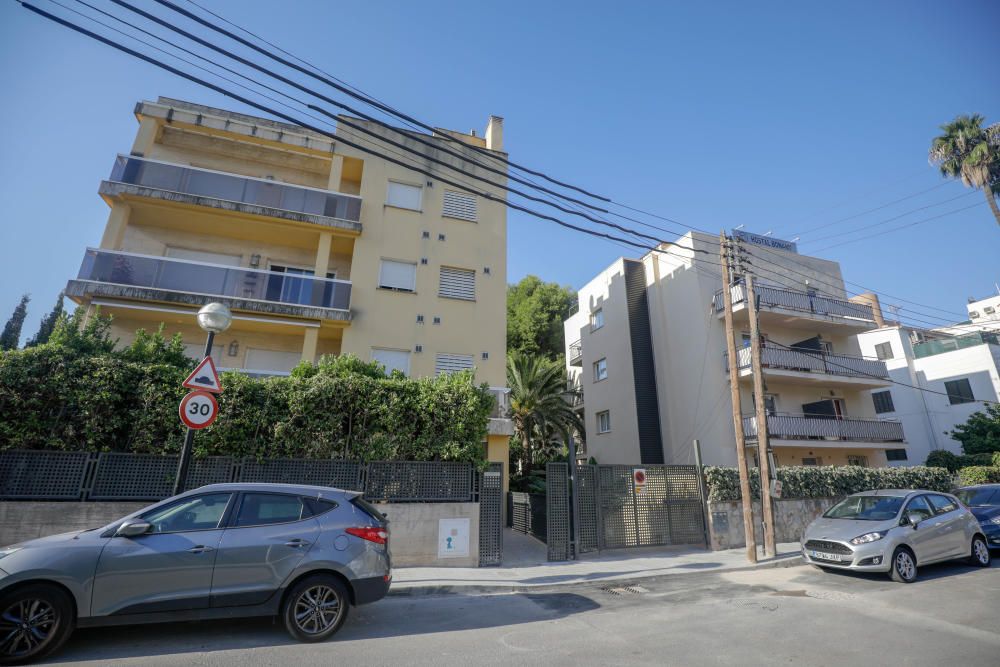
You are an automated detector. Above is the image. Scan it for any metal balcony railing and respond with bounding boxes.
[713,282,875,322]
[569,340,583,365]
[77,248,352,311]
[110,154,362,223]
[726,347,889,380]
[743,415,904,442]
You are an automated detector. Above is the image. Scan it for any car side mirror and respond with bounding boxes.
[115,519,152,538]
[904,513,922,529]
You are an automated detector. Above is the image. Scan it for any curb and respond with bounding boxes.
[388,554,804,597]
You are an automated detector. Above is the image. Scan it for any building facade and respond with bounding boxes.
[565,231,903,468]
[65,97,513,467]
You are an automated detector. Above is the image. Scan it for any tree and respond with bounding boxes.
[929,114,1000,228]
[949,403,1000,456]
[507,276,576,361]
[506,352,581,477]
[0,294,30,351]
[26,292,64,348]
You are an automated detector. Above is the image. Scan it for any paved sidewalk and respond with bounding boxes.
[391,530,803,595]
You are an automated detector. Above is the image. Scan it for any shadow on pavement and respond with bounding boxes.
[807,557,995,585]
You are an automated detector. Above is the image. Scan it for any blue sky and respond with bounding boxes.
[1,0,998,340]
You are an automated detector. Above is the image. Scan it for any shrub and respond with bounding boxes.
[703,465,953,503]
[957,466,1000,486]
[925,449,994,472]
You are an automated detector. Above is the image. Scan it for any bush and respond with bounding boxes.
[957,466,1000,486]
[703,465,953,503]
[925,450,994,472]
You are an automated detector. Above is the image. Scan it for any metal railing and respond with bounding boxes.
[488,387,510,419]
[743,415,904,442]
[569,340,583,365]
[77,248,352,311]
[726,347,889,379]
[110,154,362,223]
[713,282,875,322]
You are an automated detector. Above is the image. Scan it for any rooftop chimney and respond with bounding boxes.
[485,115,504,151]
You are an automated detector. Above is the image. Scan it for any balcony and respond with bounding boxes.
[487,387,514,436]
[743,415,904,446]
[569,340,583,366]
[714,282,877,333]
[103,155,362,232]
[913,332,999,359]
[725,346,890,388]
[69,248,352,321]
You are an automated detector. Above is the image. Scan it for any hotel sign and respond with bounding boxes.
[732,229,798,253]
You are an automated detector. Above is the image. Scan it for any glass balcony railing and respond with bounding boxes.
[912,332,999,359]
[488,387,510,419]
[77,248,352,311]
[110,155,362,223]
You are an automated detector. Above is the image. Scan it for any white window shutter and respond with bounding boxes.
[371,348,411,376]
[379,260,417,291]
[442,190,478,222]
[438,267,475,300]
[244,348,302,374]
[386,182,422,210]
[435,353,474,375]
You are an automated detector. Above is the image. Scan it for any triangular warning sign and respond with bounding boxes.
[182,356,223,393]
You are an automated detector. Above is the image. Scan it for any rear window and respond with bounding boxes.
[303,497,339,517]
[351,497,387,523]
[235,493,307,527]
[956,488,1000,507]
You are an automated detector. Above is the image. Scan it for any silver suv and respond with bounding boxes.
[0,483,391,665]
[801,489,991,583]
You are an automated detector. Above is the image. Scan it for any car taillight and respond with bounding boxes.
[345,526,388,545]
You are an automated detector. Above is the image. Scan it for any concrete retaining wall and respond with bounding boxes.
[374,502,479,568]
[0,502,147,545]
[707,497,837,550]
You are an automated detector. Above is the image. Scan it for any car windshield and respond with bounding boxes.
[956,488,999,507]
[823,495,904,521]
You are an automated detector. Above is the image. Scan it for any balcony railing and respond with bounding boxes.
[110,155,362,223]
[488,387,510,419]
[569,340,583,365]
[743,415,904,442]
[726,347,888,380]
[77,248,352,311]
[714,282,875,323]
[912,332,1000,359]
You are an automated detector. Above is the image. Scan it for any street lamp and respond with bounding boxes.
[173,303,233,495]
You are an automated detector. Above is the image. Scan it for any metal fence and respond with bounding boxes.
[508,491,547,543]
[478,462,504,567]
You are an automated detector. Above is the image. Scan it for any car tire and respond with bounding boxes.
[969,536,991,567]
[0,583,75,666]
[281,575,350,643]
[889,546,917,584]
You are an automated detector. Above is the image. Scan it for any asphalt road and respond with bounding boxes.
[42,558,999,666]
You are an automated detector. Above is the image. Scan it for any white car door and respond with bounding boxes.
[925,494,968,558]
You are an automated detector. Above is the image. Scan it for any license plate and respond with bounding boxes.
[811,550,842,562]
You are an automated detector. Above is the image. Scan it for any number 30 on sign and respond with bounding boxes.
[178,390,219,430]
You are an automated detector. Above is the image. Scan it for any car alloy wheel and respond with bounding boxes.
[292,585,343,636]
[892,548,916,583]
[971,537,991,567]
[0,597,58,660]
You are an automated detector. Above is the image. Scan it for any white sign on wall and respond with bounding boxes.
[437,518,471,558]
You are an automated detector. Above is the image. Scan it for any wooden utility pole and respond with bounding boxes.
[719,232,757,563]
[746,272,777,558]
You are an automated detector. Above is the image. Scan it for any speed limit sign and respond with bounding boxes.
[178,390,219,430]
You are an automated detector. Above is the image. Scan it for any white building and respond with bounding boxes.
[564,231,904,468]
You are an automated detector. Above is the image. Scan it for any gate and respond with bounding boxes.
[547,462,706,561]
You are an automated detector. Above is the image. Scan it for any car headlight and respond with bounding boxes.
[850,531,888,545]
[990,516,1000,526]
[0,547,21,560]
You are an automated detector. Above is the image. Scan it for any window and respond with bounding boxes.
[985,306,996,315]
[435,353,474,375]
[944,378,975,405]
[872,390,895,414]
[140,493,232,533]
[969,310,980,319]
[886,448,908,462]
[596,410,611,434]
[235,493,308,527]
[165,247,242,266]
[926,494,959,515]
[593,358,608,382]
[590,308,605,331]
[874,341,894,360]
[378,259,417,292]
[846,455,868,467]
[801,457,822,466]
[386,181,422,210]
[752,392,778,416]
[371,348,411,376]
[265,264,336,305]
[442,190,478,222]
[438,266,476,300]
[303,497,338,517]
[903,496,934,522]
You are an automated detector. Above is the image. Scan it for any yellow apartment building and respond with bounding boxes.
[65,97,513,471]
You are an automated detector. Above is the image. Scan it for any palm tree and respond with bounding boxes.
[929,114,1000,228]
[506,352,582,476]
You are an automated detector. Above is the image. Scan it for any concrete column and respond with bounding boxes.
[130,118,159,156]
[99,203,131,249]
[314,232,332,278]
[327,155,344,192]
[301,328,319,363]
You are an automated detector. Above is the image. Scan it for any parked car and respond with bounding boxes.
[801,489,991,583]
[955,484,1000,550]
[0,483,391,665]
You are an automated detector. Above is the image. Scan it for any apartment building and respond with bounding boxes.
[64,97,513,467]
[565,230,903,468]
[857,318,1000,466]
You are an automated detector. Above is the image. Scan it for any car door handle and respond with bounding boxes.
[284,538,310,548]
[187,545,215,554]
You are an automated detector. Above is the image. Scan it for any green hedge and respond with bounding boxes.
[925,449,995,472]
[957,466,1000,486]
[703,465,953,503]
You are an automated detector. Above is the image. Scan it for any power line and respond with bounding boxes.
[812,201,988,252]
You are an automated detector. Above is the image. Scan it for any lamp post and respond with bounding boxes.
[173,303,232,495]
